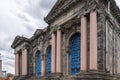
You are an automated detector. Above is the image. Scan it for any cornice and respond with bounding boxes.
[44,0,80,24]
[95,0,120,26]
[11,36,30,49]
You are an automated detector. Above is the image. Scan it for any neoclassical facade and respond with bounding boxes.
[11,0,120,80]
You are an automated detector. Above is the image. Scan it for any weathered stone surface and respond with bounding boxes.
[12,0,120,80]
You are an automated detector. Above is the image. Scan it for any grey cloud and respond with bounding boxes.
[0,0,58,74]
[25,0,42,19]
[3,61,14,68]
[4,36,13,42]
[3,57,14,67]
[40,0,57,10]
[0,47,5,51]
[0,39,13,52]
[4,55,14,60]
[17,14,30,22]
[24,23,35,32]
[23,0,57,20]
[0,43,9,51]
[6,63,14,67]
[2,54,13,60]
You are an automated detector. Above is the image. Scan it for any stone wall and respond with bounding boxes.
[106,21,114,74]
[116,33,120,74]
[64,22,81,75]
[106,19,120,74]
[97,12,106,72]
[12,0,120,80]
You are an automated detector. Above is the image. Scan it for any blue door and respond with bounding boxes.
[70,34,81,75]
[47,46,51,75]
[37,51,41,77]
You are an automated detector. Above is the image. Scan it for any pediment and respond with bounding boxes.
[45,0,120,26]
[33,29,43,37]
[45,0,80,24]
[11,36,29,49]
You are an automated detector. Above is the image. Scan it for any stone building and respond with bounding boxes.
[11,0,120,80]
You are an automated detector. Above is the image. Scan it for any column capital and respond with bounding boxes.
[90,8,97,12]
[57,26,62,30]
[81,15,87,22]
[51,25,63,34]
[22,48,27,51]
[51,25,59,33]
[77,12,87,19]
[66,46,70,54]
[81,15,86,18]
[41,54,46,61]
[97,9,104,14]
[58,26,65,34]
[14,52,18,55]
[15,49,22,55]
[90,10,97,15]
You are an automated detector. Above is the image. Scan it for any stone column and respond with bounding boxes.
[90,11,98,70]
[15,53,19,76]
[22,49,28,75]
[81,16,87,71]
[52,33,56,73]
[41,55,45,76]
[66,46,70,75]
[56,29,62,73]
[33,58,36,76]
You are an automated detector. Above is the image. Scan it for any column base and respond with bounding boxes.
[13,75,30,80]
[14,71,120,80]
[73,70,120,80]
[45,72,63,80]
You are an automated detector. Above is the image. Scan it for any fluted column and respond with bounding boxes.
[56,29,62,73]
[15,53,19,76]
[81,16,87,71]
[90,11,98,70]
[22,49,28,75]
[51,33,56,73]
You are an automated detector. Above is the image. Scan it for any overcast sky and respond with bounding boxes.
[0,0,120,74]
[0,0,57,74]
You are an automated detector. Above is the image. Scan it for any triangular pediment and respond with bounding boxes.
[44,0,98,24]
[45,0,120,26]
[45,0,79,24]
[11,36,29,49]
[33,29,43,37]
[11,36,22,48]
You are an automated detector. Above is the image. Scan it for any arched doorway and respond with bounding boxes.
[70,33,81,75]
[37,51,41,77]
[47,46,51,75]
